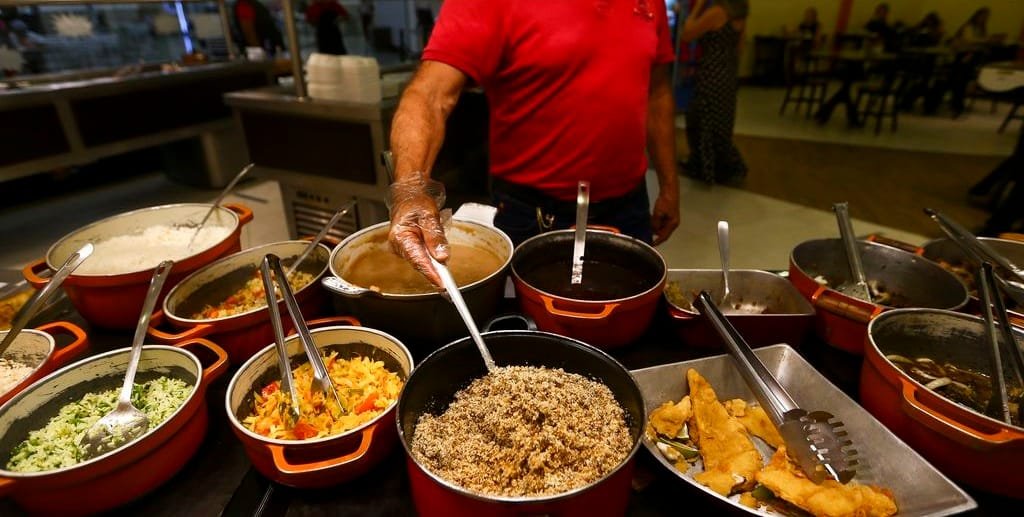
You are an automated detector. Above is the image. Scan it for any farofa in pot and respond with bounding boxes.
[244,352,402,440]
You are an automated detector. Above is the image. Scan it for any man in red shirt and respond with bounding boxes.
[389,0,679,286]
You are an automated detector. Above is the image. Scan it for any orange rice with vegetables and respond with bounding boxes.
[244,352,402,440]
[193,270,315,320]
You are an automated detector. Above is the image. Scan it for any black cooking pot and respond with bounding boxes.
[396,320,645,516]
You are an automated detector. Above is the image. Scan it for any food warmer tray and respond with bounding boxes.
[631,345,976,516]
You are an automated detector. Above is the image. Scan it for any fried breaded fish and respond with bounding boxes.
[648,395,692,438]
[757,447,897,517]
[724,398,784,449]
[688,368,762,496]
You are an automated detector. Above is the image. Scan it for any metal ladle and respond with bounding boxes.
[430,256,496,371]
[285,199,357,277]
[80,260,173,460]
[186,162,255,250]
[570,181,590,285]
[265,254,346,416]
[717,221,734,309]
[832,202,873,303]
[0,243,93,356]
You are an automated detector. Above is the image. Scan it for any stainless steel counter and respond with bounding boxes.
[0,61,275,184]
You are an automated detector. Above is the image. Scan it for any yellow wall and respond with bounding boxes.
[736,0,1024,77]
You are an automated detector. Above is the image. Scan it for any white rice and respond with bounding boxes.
[75,225,232,275]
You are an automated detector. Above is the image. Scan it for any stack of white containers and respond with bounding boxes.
[306,53,382,103]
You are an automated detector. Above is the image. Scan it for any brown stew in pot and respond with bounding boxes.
[520,258,657,300]
[888,354,1022,426]
[343,244,503,295]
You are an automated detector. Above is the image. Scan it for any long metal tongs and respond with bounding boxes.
[260,256,302,425]
[925,208,1024,306]
[694,291,858,484]
[977,262,1024,425]
[264,254,346,417]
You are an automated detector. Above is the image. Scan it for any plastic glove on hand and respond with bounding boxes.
[387,177,450,287]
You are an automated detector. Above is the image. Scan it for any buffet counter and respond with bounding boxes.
[0,265,1011,516]
[0,61,274,184]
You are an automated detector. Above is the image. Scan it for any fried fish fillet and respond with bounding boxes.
[724,398,784,449]
[649,395,692,438]
[757,447,897,517]
[687,368,762,496]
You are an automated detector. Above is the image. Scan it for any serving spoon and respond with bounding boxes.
[0,243,93,356]
[186,162,255,250]
[430,256,496,371]
[717,221,735,309]
[832,202,873,303]
[570,181,590,286]
[285,199,358,277]
[80,260,173,460]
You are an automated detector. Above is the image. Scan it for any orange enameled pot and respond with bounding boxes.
[0,340,228,516]
[225,326,413,488]
[511,229,666,349]
[863,309,1024,498]
[788,238,968,354]
[147,240,334,364]
[0,321,89,406]
[22,203,253,330]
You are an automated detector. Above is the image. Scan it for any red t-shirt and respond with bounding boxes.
[423,0,675,201]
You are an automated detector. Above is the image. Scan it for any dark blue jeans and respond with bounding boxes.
[491,179,654,246]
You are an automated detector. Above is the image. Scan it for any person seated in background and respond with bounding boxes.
[864,3,898,52]
[942,7,1000,117]
[976,125,1024,236]
[796,7,825,50]
[908,11,943,48]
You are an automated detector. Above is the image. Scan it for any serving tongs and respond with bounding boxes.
[261,254,346,424]
[925,208,1024,307]
[694,291,858,484]
[570,181,590,285]
[832,202,873,303]
[977,262,1024,425]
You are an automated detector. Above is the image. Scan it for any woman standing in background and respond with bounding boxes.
[681,0,749,185]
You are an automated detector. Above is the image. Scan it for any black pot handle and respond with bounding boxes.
[484,313,537,332]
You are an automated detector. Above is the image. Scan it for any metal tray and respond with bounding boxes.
[630,345,977,516]
[663,269,815,348]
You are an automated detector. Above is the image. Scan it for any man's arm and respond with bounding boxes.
[647,63,680,246]
[680,0,727,43]
[387,60,467,285]
[240,19,261,47]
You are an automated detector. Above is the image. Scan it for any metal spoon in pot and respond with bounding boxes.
[570,181,590,285]
[285,199,358,277]
[0,243,93,356]
[80,260,173,460]
[186,162,255,251]
[260,255,303,425]
[430,256,496,371]
[717,221,735,309]
[832,202,873,303]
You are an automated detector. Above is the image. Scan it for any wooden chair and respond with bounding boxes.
[779,44,830,118]
[857,71,905,134]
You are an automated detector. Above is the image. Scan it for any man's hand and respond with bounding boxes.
[651,188,680,245]
[387,178,449,287]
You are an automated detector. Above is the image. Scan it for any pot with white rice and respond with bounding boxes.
[22,203,254,329]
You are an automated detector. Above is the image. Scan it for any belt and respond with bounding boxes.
[490,178,643,218]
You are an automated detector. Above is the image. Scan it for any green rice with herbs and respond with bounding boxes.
[6,376,191,473]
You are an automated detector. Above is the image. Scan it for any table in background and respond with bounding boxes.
[0,269,1013,516]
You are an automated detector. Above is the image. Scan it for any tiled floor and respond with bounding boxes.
[678,86,1018,157]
